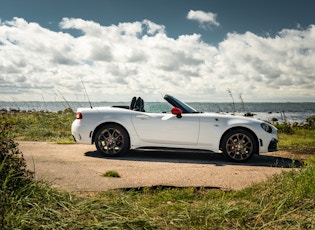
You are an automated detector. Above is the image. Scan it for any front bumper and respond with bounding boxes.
[268,138,278,152]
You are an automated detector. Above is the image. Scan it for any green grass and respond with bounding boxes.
[0,110,75,144]
[278,128,315,153]
[1,111,315,229]
[2,159,315,229]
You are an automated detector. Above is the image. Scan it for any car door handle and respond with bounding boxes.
[136,115,149,120]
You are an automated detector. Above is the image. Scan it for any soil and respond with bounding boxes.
[19,141,304,192]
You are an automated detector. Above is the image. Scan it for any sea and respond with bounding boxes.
[1,101,315,124]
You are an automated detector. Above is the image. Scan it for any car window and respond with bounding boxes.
[144,102,172,113]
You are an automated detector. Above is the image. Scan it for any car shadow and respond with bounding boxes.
[84,149,302,168]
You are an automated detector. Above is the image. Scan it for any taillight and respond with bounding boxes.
[76,112,82,119]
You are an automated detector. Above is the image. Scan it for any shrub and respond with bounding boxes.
[0,122,33,188]
[306,115,315,126]
[0,121,33,228]
[275,123,294,134]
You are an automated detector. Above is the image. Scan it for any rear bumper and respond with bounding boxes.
[71,120,93,144]
[72,135,77,143]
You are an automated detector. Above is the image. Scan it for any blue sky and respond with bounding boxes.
[2,0,314,45]
[0,0,315,102]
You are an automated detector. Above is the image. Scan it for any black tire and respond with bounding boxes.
[94,124,129,157]
[221,129,257,163]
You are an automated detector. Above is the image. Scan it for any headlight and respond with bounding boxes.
[261,123,272,133]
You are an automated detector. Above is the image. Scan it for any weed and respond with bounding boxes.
[227,89,236,114]
[102,170,121,178]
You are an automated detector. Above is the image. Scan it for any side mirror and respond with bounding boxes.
[171,107,182,118]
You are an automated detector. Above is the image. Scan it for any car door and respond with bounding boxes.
[131,112,200,145]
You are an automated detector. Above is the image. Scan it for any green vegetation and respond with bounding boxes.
[1,111,315,229]
[278,128,315,153]
[0,121,33,228]
[0,110,75,143]
[275,123,315,153]
[102,170,121,178]
[306,115,315,125]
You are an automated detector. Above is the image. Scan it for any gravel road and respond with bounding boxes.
[19,141,301,192]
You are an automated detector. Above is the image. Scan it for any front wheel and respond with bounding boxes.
[94,124,129,157]
[221,129,258,163]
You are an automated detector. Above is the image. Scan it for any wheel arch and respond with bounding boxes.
[92,122,131,148]
[219,126,260,154]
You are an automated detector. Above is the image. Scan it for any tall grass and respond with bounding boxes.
[0,110,75,143]
[0,121,33,228]
[2,161,314,229]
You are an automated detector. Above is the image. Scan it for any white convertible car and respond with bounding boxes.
[71,94,278,163]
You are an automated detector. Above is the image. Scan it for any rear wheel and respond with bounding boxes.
[221,129,257,163]
[94,124,129,157]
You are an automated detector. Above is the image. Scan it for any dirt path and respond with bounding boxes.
[19,141,301,192]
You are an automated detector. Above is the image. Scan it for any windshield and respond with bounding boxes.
[164,94,198,113]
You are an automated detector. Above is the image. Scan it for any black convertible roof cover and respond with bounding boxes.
[163,94,199,113]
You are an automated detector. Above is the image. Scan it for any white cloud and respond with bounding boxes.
[0,17,314,102]
[187,10,220,29]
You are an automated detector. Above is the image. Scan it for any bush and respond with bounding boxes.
[0,121,33,228]
[275,123,294,134]
[306,115,315,126]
